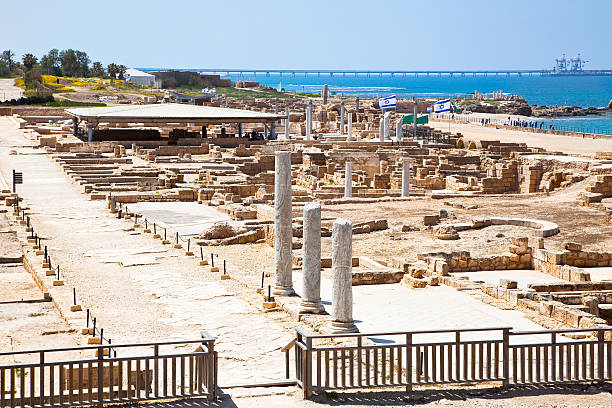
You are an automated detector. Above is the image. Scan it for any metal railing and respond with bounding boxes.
[294,327,612,398]
[0,332,217,407]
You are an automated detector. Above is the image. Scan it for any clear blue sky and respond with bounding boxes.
[3,0,610,70]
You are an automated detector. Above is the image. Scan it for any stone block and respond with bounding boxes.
[499,279,518,289]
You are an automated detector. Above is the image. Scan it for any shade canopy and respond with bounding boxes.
[66,103,284,125]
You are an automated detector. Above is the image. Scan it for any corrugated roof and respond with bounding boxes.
[66,103,283,123]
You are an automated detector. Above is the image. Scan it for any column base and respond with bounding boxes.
[298,300,325,314]
[330,320,359,334]
[272,284,295,296]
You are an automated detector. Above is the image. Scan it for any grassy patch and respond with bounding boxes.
[29,312,45,317]
[43,100,106,107]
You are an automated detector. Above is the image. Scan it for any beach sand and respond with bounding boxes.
[429,119,612,155]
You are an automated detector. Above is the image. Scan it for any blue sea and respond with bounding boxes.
[218,72,612,135]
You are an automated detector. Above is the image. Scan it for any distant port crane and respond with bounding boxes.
[555,53,589,73]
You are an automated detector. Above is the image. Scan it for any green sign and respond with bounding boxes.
[402,114,429,124]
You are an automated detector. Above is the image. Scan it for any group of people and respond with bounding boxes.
[505,118,553,130]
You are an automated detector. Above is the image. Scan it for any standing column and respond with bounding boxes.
[72,119,78,136]
[383,111,391,141]
[396,120,402,141]
[330,219,358,333]
[285,107,290,140]
[355,97,360,112]
[273,151,295,296]
[305,105,311,141]
[322,85,328,104]
[344,162,352,198]
[308,99,313,138]
[238,123,242,138]
[347,111,352,141]
[340,100,345,135]
[413,98,418,136]
[87,123,94,143]
[379,117,385,142]
[402,159,411,197]
[299,202,324,313]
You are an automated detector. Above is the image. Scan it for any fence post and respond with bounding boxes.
[97,346,104,404]
[39,351,44,405]
[303,336,312,399]
[597,330,604,380]
[502,328,510,387]
[406,333,412,393]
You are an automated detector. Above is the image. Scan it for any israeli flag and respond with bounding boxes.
[433,98,451,113]
[379,95,397,110]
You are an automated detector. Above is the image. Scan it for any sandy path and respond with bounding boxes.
[429,120,612,155]
[0,117,292,385]
[0,78,22,101]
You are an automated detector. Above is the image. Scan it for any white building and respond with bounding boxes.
[124,68,156,87]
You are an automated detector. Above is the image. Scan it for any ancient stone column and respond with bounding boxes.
[379,118,385,142]
[340,100,345,135]
[396,120,403,141]
[322,85,328,104]
[355,97,360,112]
[305,106,311,141]
[330,218,358,333]
[285,107,290,140]
[87,123,94,143]
[273,151,295,296]
[347,111,353,141]
[344,162,352,198]
[308,99,313,137]
[299,202,324,314]
[383,112,391,141]
[402,160,411,197]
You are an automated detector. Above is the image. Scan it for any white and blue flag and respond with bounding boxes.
[433,98,451,113]
[379,95,397,110]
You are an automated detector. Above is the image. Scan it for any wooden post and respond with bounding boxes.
[502,329,510,387]
[97,346,104,404]
[406,333,412,393]
[304,337,312,399]
[597,330,604,380]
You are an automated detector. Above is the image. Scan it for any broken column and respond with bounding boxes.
[379,118,385,142]
[340,100,345,135]
[273,151,295,296]
[402,159,411,197]
[347,111,352,141]
[322,84,328,104]
[355,97,360,111]
[330,218,358,333]
[299,202,324,314]
[344,161,352,198]
[285,107,290,140]
[396,120,403,141]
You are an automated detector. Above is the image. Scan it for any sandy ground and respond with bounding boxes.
[0,78,22,101]
[429,119,612,155]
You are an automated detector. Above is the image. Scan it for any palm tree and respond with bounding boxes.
[22,53,38,71]
[1,50,15,71]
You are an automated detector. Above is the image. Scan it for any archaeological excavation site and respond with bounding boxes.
[1,96,612,405]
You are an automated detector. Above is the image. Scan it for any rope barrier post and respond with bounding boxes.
[73,288,77,305]
[86,309,90,327]
[187,239,190,253]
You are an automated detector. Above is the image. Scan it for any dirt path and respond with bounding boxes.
[0,78,22,101]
